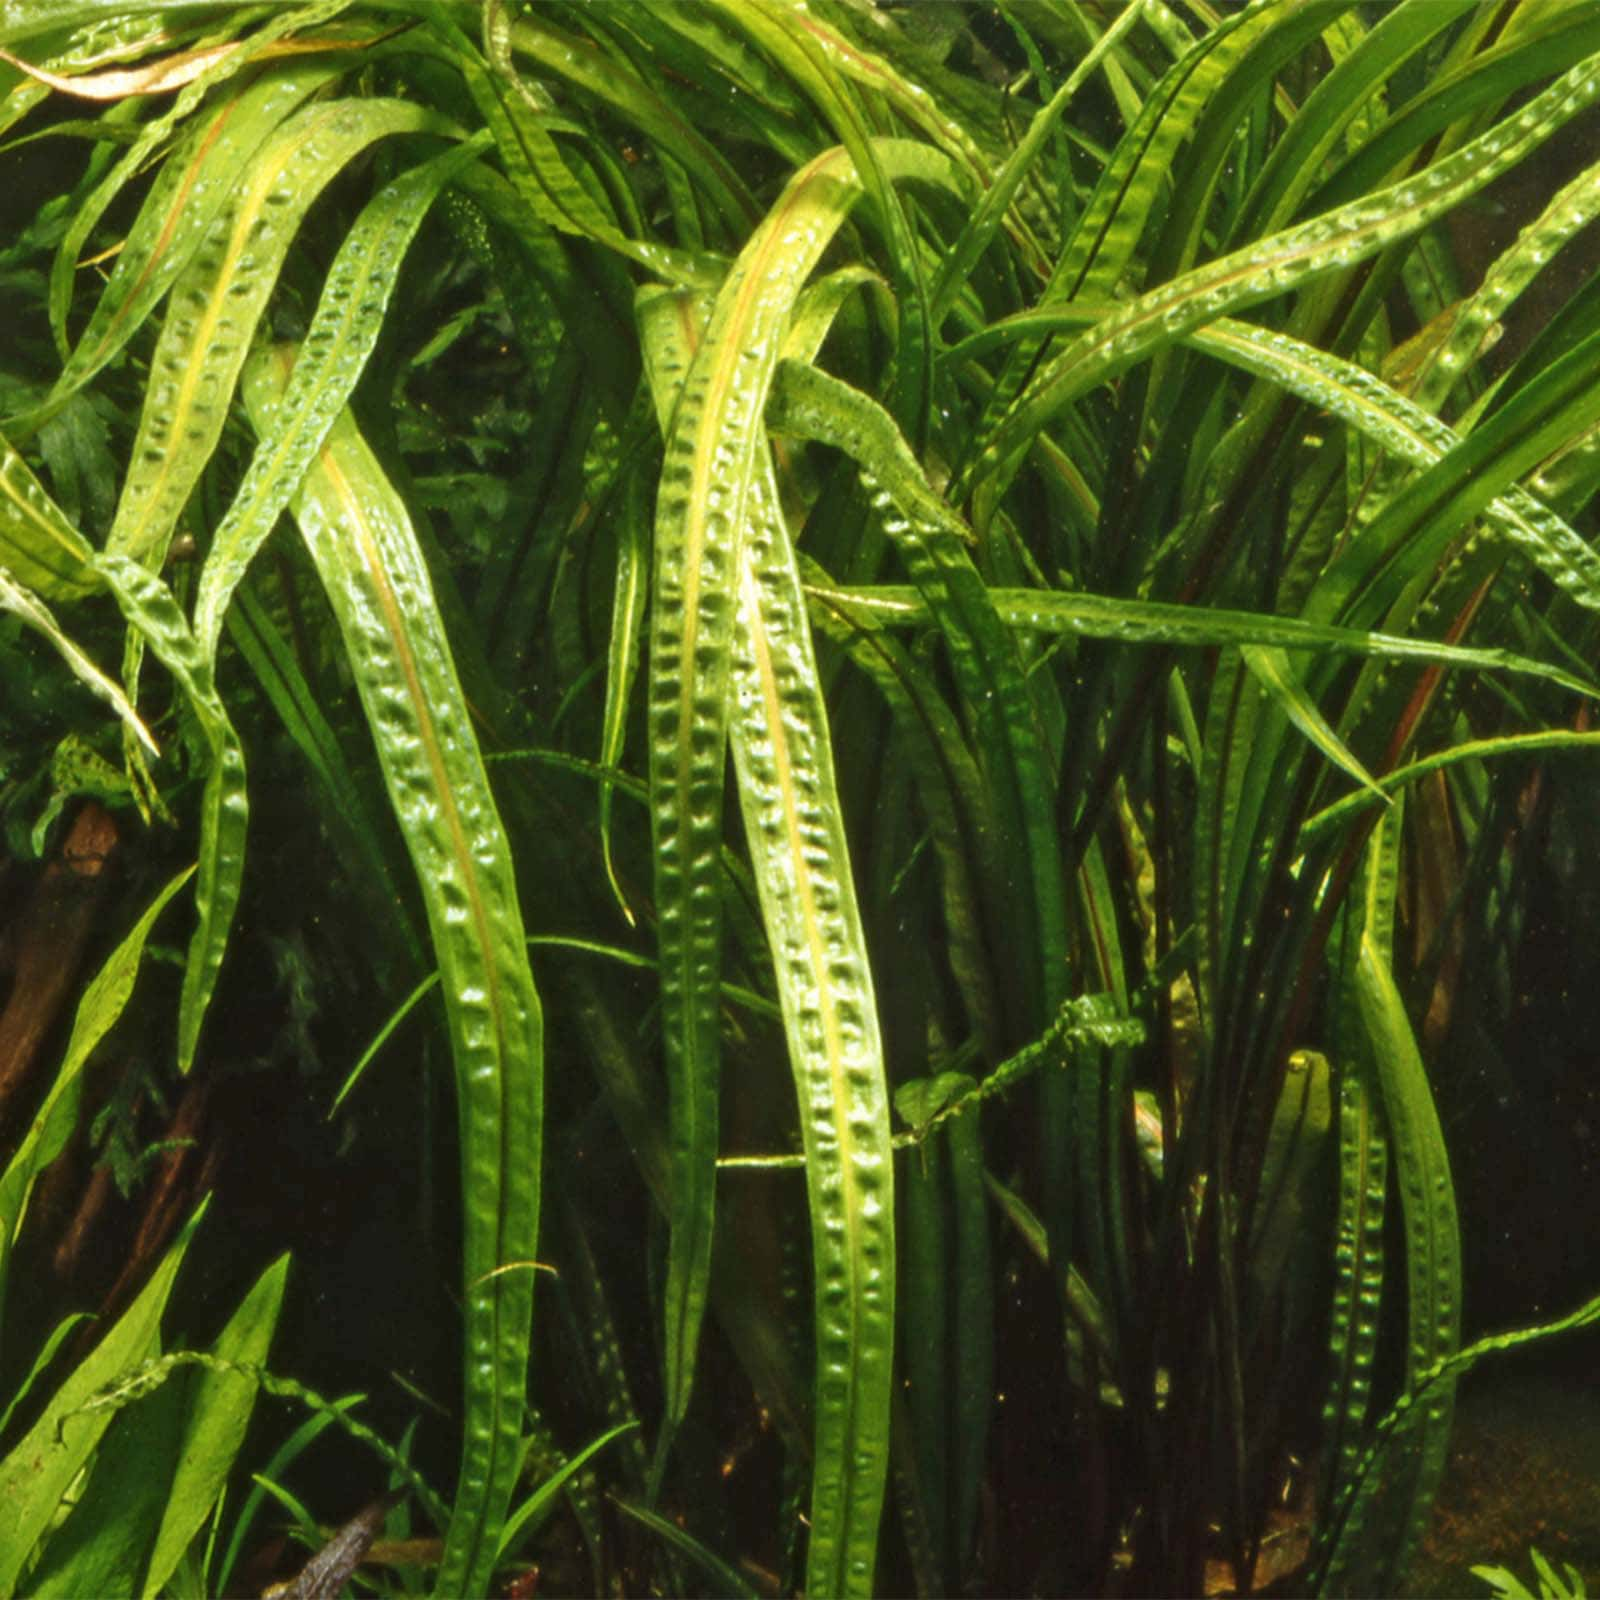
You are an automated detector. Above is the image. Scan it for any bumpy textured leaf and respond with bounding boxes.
[640,146,956,1589]
[466,7,720,290]
[806,578,1597,699]
[193,130,493,659]
[638,141,954,1483]
[107,95,445,568]
[726,447,895,1600]
[1313,325,1600,632]
[1331,1284,1600,1594]
[36,40,346,399]
[1184,319,1600,617]
[8,8,1597,1597]
[95,551,248,1074]
[1405,152,1600,420]
[1320,812,1460,1595]
[965,0,1282,456]
[242,346,543,1600]
[1314,1037,1387,1581]
[972,46,1600,501]
[700,1,940,425]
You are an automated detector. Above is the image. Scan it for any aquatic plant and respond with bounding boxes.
[1475,1547,1589,1600]
[2,1,1600,1594]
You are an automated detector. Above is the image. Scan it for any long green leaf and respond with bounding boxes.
[613,1498,760,1600]
[704,0,942,430]
[193,129,493,660]
[23,1250,288,1598]
[107,94,447,567]
[1324,813,1460,1596]
[1325,1285,1600,1600]
[803,577,1597,699]
[466,7,719,290]
[1240,644,1388,804]
[897,1077,952,1588]
[34,35,345,395]
[970,44,1600,505]
[931,0,1147,322]
[503,3,759,237]
[242,346,543,1600]
[91,551,248,1073]
[142,1253,290,1596]
[963,0,1283,463]
[495,1420,639,1559]
[1312,325,1600,631]
[596,440,651,923]
[1303,727,1600,839]
[1180,319,1600,617]
[727,446,895,1598]
[639,140,954,1458]
[769,359,1067,1030]
[1313,996,1387,1583]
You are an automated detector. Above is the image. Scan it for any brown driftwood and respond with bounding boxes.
[0,801,120,1135]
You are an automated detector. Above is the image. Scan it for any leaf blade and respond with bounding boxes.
[242,349,543,1599]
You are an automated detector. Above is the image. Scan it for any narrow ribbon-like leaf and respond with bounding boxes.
[768,358,1067,1029]
[971,46,1600,502]
[243,346,543,1600]
[0,563,154,754]
[33,36,346,396]
[94,552,247,1073]
[107,95,445,567]
[1322,813,1460,1595]
[804,578,1598,700]
[931,0,1147,320]
[1184,319,1600,615]
[639,140,954,1455]
[1303,727,1600,839]
[470,5,720,289]
[598,447,650,922]
[727,449,895,1599]
[193,130,492,660]
[1312,1041,1387,1581]
[1240,644,1389,805]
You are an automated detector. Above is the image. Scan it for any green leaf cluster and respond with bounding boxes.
[2,2,1600,1595]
